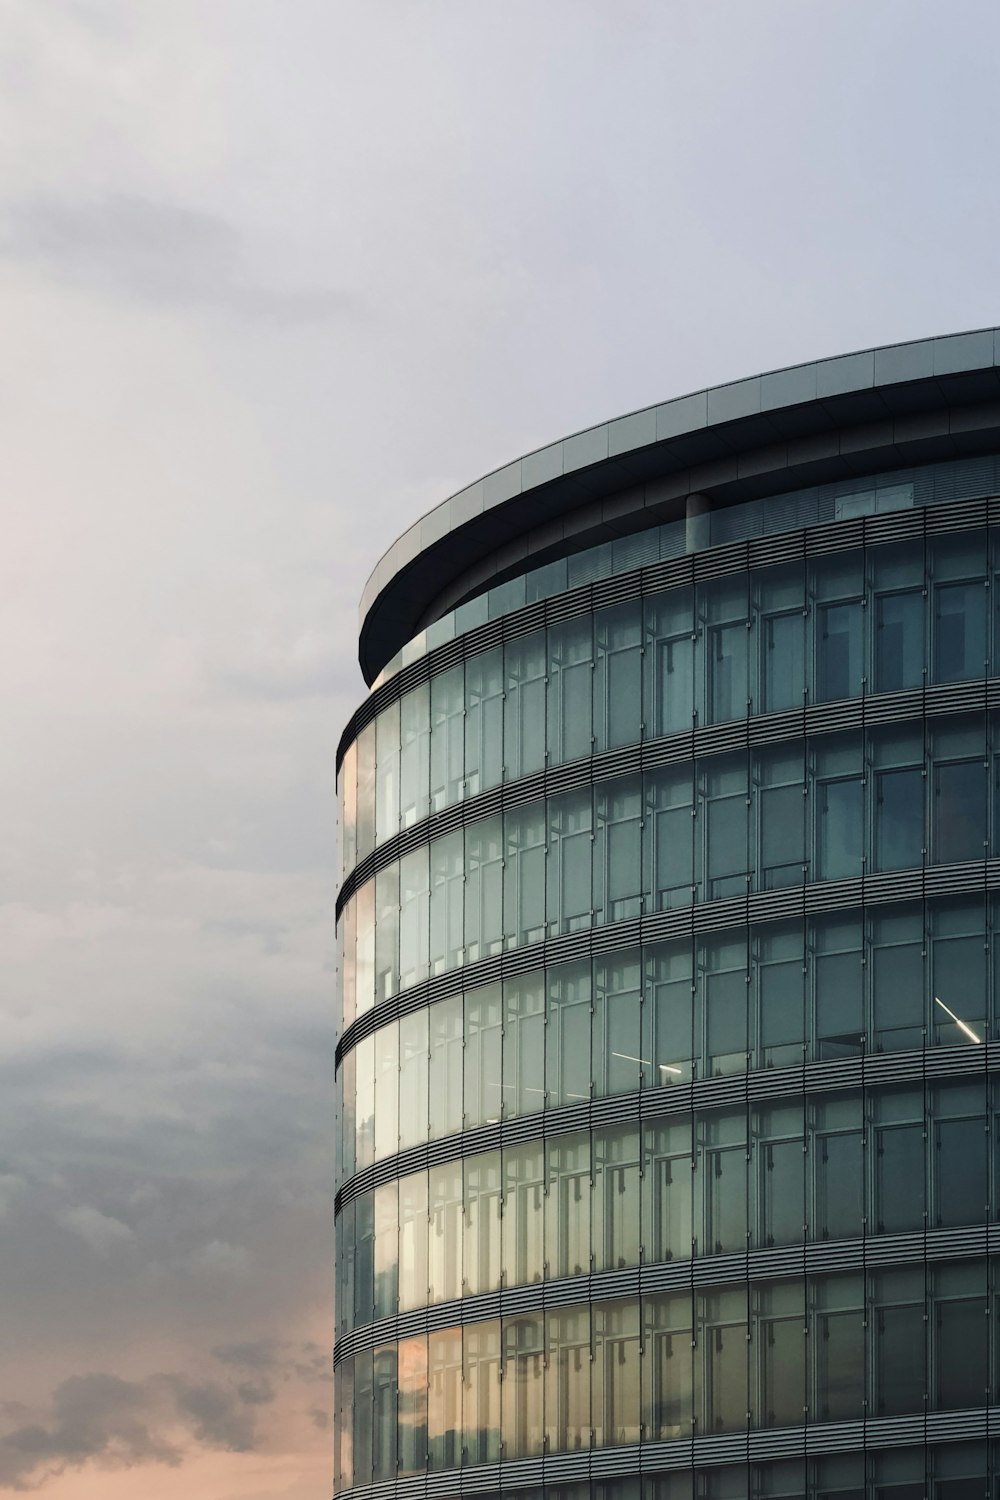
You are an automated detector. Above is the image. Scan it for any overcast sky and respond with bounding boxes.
[2,3,999,1497]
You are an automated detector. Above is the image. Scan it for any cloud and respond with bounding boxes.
[55,1204,135,1257]
[0,193,352,322]
[212,1339,280,1370]
[0,1367,275,1490]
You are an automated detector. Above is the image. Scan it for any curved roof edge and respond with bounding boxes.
[358,327,1000,684]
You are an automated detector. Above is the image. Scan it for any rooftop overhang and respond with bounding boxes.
[358,328,1000,685]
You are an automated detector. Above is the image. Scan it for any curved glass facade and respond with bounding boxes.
[337,342,1000,1500]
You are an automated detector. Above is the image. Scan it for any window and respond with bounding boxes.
[646,587,694,735]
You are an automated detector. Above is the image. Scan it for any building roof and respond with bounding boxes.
[358,327,1000,684]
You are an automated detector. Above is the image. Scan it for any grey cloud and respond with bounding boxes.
[212,1338,280,1370]
[0,1372,180,1490]
[236,1378,275,1406]
[0,193,352,322]
[165,1376,255,1453]
[0,1368,271,1489]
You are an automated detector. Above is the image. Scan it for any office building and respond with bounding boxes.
[335,329,1000,1498]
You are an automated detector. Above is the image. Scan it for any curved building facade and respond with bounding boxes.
[335,330,1000,1499]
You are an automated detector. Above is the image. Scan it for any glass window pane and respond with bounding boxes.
[546,1131,591,1278]
[464,983,502,1128]
[761,611,805,713]
[503,973,545,1117]
[646,588,695,735]
[643,1291,693,1441]
[429,828,464,975]
[696,1286,748,1433]
[465,648,503,795]
[428,1160,463,1303]
[595,600,642,751]
[546,960,592,1108]
[356,722,376,861]
[595,778,642,924]
[875,591,924,692]
[593,1298,641,1447]
[593,1124,641,1272]
[593,950,642,1098]
[464,816,503,963]
[501,1142,545,1287]
[503,802,546,949]
[643,1118,693,1263]
[373,1182,398,1321]
[397,1170,428,1312]
[547,790,593,934]
[430,664,464,812]
[504,632,546,780]
[548,616,594,765]
[935,580,987,682]
[464,1151,501,1296]
[428,995,463,1139]
[463,1320,500,1465]
[427,1327,462,1469]
[375,701,400,844]
[397,1333,428,1473]
[934,760,986,864]
[546,1305,592,1452]
[875,768,923,871]
[501,1313,544,1457]
[817,601,862,702]
[398,1008,429,1151]
[399,683,430,828]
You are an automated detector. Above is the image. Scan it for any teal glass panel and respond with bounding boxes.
[464,647,503,795]
[695,1285,748,1433]
[874,1093,925,1232]
[356,721,376,861]
[592,1298,641,1447]
[594,776,642,924]
[425,1332,464,1470]
[811,1273,864,1421]
[501,1314,545,1457]
[702,754,748,899]
[593,1124,641,1273]
[396,1332,428,1473]
[504,631,546,780]
[812,1094,864,1241]
[934,758,986,863]
[464,1150,501,1296]
[464,982,502,1128]
[375,699,400,844]
[875,767,924,870]
[463,1319,500,1464]
[546,960,592,1108]
[464,815,503,963]
[701,576,749,724]
[756,745,805,890]
[755,922,804,1067]
[645,588,694,735]
[355,1032,375,1170]
[644,938,694,1085]
[397,1170,428,1312]
[351,1357,371,1486]
[594,601,642,750]
[754,1103,805,1253]
[501,1142,545,1287]
[812,912,864,1058]
[643,1290,693,1441]
[645,765,695,910]
[643,1117,693,1263]
[430,663,464,812]
[503,801,546,949]
[428,1159,463,1303]
[936,582,987,683]
[373,1021,398,1160]
[753,1279,805,1427]
[546,1131,591,1278]
[814,735,863,881]
[699,1110,747,1255]
[545,1305,591,1453]
[428,994,463,1139]
[374,864,399,1004]
[429,828,463,975]
[593,949,642,1098]
[398,1007,429,1151]
[398,846,429,989]
[546,789,593,935]
[872,1267,925,1416]
[355,880,375,1018]
[373,1181,398,1321]
[372,1342,397,1480]
[399,682,430,828]
[502,973,545,1118]
[932,1264,987,1409]
[701,935,747,1077]
[547,615,594,765]
[872,909,925,1052]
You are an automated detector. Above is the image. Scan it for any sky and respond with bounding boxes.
[1,2,999,1496]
